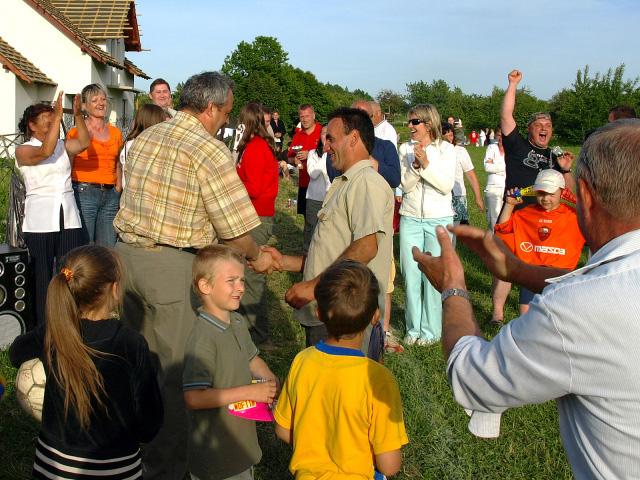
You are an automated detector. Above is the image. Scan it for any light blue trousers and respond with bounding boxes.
[399,215,453,342]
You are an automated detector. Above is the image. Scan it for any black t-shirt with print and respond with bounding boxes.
[502,128,561,205]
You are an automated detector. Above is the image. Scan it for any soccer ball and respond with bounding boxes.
[15,358,46,421]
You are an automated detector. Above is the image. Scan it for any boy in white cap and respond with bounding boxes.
[494,169,585,315]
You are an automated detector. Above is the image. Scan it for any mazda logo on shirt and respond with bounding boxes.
[520,242,534,253]
[519,241,566,255]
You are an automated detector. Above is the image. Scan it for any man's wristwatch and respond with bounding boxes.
[441,288,471,303]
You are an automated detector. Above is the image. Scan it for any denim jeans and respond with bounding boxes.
[73,182,120,246]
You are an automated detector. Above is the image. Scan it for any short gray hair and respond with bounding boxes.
[576,119,640,221]
[180,72,234,113]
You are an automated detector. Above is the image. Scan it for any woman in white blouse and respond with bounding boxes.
[303,125,330,252]
[398,104,456,345]
[15,92,89,324]
[483,126,506,230]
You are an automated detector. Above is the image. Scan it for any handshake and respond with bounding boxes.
[248,246,286,275]
[248,247,314,309]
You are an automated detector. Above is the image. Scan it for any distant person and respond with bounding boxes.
[149,78,177,117]
[608,105,637,122]
[183,245,277,480]
[262,105,276,139]
[287,104,322,218]
[453,117,465,145]
[479,128,486,147]
[68,83,123,246]
[483,126,506,230]
[119,104,167,189]
[16,93,89,325]
[495,169,585,314]
[235,102,279,345]
[274,260,408,479]
[304,125,330,253]
[9,245,163,479]
[442,123,484,228]
[470,130,478,147]
[270,109,287,154]
[371,101,398,149]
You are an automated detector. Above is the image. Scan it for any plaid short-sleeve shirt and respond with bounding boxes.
[114,112,260,247]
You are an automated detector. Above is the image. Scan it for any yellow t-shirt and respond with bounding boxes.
[274,343,408,479]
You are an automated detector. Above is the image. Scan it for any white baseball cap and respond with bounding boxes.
[533,169,565,193]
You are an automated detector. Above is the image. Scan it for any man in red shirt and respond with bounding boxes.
[288,104,322,218]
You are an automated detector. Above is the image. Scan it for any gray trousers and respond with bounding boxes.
[116,242,199,480]
[238,217,273,344]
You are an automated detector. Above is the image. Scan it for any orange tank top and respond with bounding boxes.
[68,124,122,184]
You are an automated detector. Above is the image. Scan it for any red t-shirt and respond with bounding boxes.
[236,136,279,217]
[495,203,585,270]
[287,123,322,188]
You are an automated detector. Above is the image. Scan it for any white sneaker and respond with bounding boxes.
[385,331,404,353]
[403,335,418,346]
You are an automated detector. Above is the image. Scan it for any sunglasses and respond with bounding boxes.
[407,119,425,126]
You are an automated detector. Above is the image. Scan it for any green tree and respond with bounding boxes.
[550,64,640,143]
[376,89,407,119]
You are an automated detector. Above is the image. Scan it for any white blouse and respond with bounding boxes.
[19,138,81,232]
[305,149,331,202]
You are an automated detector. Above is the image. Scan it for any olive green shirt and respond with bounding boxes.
[183,310,260,480]
[297,159,394,328]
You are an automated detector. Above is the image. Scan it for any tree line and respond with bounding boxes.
[138,36,639,145]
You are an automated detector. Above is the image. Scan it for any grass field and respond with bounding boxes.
[0,143,581,479]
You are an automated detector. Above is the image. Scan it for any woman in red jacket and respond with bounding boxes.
[235,102,279,345]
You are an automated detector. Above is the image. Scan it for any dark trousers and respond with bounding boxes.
[24,208,84,325]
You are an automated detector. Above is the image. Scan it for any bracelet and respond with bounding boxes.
[441,288,471,303]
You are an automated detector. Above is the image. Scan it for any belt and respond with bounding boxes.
[75,182,115,190]
[156,243,199,255]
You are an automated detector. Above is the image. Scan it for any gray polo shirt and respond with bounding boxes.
[296,159,394,328]
[183,310,261,480]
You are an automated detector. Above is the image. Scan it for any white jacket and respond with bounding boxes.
[399,139,456,219]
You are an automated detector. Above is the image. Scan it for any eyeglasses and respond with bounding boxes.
[407,119,425,126]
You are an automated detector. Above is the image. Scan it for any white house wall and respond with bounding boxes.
[0,0,134,135]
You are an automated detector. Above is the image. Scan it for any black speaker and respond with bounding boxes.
[0,244,34,348]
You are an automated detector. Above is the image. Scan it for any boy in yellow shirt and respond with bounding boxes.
[274,260,409,479]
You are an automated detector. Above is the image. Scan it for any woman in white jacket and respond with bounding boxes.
[399,104,456,345]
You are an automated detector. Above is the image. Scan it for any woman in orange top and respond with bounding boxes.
[67,84,123,246]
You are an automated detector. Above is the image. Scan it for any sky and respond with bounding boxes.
[128,0,639,101]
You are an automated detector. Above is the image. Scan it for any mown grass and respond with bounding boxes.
[0,145,580,479]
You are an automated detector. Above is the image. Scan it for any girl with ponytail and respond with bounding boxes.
[10,245,163,479]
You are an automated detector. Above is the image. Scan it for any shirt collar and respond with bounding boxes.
[315,340,365,357]
[197,308,230,331]
[546,229,640,283]
[338,159,373,181]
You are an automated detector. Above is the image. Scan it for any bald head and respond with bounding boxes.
[351,100,373,118]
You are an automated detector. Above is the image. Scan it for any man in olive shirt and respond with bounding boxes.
[264,108,394,350]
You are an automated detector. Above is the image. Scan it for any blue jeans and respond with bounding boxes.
[399,215,453,342]
[73,182,120,246]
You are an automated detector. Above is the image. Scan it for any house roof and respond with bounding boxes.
[0,36,56,85]
[50,0,142,52]
[25,0,123,68]
[124,57,148,79]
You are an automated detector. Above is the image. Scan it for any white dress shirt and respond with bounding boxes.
[374,120,398,150]
[448,229,640,479]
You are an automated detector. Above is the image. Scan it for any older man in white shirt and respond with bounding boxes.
[414,119,640,479]
[371,101,398,150]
